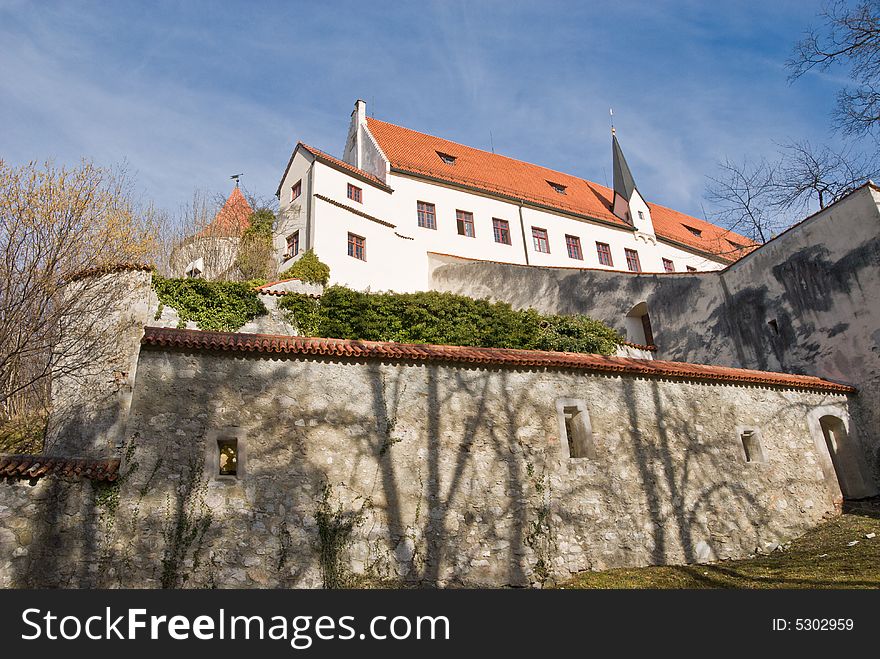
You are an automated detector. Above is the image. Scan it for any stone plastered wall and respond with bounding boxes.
[431,185,880,492]
[45,269,156,458]
[0,476,103,588]
[2,348,844,588]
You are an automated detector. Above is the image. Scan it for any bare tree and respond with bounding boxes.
[773,139,880,211]
[164,187,280,281]
[705,157,781,243]
[706,140,878,242]
[788,1,880,138]
[0,159,160,441]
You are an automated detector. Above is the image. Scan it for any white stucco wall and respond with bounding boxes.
[275,121,729,292]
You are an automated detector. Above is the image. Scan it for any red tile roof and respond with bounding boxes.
[200,187,253,237]
[366,117,757,263]
[0,455,121,481]
[141,327,855,394]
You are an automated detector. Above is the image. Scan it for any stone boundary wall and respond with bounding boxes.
[1,342,849,588]
[430,184,880,493]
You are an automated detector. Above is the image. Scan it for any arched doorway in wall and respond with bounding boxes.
[624,302,654,347]
[819,415,870,499]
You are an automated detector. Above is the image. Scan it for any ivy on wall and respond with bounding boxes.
[152,275,267,331]
[279,285,622,355]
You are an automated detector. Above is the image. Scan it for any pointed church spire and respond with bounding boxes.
[612,130,637,204]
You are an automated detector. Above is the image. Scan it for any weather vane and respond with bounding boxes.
[230,173,244,188]
[610,108,615,135]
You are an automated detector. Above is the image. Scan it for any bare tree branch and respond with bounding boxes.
[787,1,880,138]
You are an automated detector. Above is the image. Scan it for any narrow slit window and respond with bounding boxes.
[557,401,596,459]
[740,429,765,463]
[218,439,238,476]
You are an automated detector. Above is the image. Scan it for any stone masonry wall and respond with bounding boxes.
[1,347,847,588]
[431,184,880,494]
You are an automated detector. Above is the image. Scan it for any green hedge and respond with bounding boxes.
[152,275,267,331]
[279,286,622,355]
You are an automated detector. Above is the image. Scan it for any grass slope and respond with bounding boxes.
[558,501,880,589]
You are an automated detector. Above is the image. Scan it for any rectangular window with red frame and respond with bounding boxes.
[286,230,299,258]
[662,258,675,272]
[417,201,436,229]
[596,242,613,266]
[565,234,583,260]
[456,210,475,237]
[347,183,362,203]
[347,232,366,260]
[625,248,641,272]
[291,179,301,201]
[532,227,550,253]
[492,218,511,245]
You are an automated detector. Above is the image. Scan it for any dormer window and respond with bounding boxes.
[437,151,457,165]
[547,181,567,195]
[683,224,702,238]
[727,239,746,250]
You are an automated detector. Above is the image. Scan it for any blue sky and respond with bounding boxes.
[0,1,851,220]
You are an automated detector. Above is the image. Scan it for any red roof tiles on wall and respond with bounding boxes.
[0,455,121,481]
[141,327,856,394]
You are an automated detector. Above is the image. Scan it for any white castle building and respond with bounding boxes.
[274,100,755,292]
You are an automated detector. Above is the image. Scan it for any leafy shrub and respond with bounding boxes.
[235,209,277,281]
[152,275,267,331]
[279,286,621,355]
[278,249,330,286]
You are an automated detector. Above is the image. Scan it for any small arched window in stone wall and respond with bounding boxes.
[819,415,865,498]
[624,301,654,347]
[555,399,596,459]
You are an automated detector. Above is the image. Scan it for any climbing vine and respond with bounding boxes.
[315,482,370,589]
[160,455,213,589]
[524,461,557,586]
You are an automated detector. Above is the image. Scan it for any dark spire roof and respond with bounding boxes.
[612,131,637,201]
